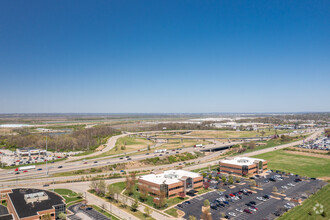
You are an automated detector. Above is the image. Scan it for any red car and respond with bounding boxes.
[250,206,258,210]
[229,194,235,197]
[244,209,252,214]
[23,170,28,173]
[83,162,88,164]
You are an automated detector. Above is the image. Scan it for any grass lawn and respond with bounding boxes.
[165,208,179,217]
[197,188,212,195]
[279,184,329,220]
[91,205,120,220]
[255,150,330,178]
[54,188,82,204]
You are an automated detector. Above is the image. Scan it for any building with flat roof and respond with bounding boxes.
[219,157,267,176]
[0,188,66,220]
[138,170,203,199]
[16,148,46,158]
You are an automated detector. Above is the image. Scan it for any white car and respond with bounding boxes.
[228,212,236,217]
[287,202,295,207]
[284,205,292,209]
[235,208,243,213]
[281,186,288,189]
[288,183,295,187]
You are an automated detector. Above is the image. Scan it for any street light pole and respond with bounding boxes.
[45,136,48,176]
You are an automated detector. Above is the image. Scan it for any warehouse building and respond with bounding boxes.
[219,157,267,176]
[138,170,203,199]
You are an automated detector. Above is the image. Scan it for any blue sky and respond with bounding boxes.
[0,0,329,113]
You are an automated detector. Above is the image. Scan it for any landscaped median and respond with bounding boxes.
[53,188,84,207]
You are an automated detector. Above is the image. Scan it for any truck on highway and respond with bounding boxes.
[15,165,36,172]
[154,149,167,153]
[194,144,203,147]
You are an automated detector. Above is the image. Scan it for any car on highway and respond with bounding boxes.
[23,170,28,173]
[94,161,98,163]
[119,157,123,159]
[58,166,63,168]
[83,162,88,164]
[37,168,43,171]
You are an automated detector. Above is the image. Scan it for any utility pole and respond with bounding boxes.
[45,136,48,176]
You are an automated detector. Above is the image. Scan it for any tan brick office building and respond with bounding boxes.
[219,157,267,176]
[138,170,203,199]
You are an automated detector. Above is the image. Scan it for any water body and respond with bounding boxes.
[0,124,31,128]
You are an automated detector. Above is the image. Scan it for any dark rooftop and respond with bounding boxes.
[0,214,13,220]
[8,188,65,219]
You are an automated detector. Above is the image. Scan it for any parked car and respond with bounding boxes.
[244,209,252,214]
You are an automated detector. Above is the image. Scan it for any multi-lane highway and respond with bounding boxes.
[0,129,321,187]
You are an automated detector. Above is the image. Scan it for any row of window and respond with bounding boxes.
[169,186,183,191]
[194,180,203,184]
[220,165,242,171]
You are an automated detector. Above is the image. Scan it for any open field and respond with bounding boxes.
[111,136,154,154]
[256,150,330,178]
[279,184,329,220]
[185,129,292,138]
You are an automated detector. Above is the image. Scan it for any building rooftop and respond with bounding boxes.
[0,214,13,220]
[220,157,265,166]
[139,170,201,185]
[8,188,65,219]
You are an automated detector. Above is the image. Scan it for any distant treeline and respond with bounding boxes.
[0,126,119,152]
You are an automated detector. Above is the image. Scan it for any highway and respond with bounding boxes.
[0,129,321,187]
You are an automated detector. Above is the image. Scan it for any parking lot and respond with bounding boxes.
[176,171,326,219]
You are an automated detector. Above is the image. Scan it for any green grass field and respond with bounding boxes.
[164,208,179,217]
[54,188,82,204]
[256,150,330,178]
[279,184,329,220]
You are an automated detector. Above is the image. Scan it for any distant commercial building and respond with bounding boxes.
[0,188,66,220]
[219,157,267,176]
[138,170,203,199]
[16,148,46,158]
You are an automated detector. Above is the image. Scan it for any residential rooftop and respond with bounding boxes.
[139,170,201,185]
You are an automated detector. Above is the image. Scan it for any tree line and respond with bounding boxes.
[0,126,119,152]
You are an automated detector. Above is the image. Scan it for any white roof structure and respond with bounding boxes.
[220,157,265,166]
[139,170,201,185]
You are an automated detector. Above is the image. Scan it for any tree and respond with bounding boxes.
[131,198,139,212]
[77,192,83,198]
[58,212,66,220]
[202,173,207,178]
[126,173,136,195]
[203,199,210,207]
[189,216,197,220]
[144,206,152,217]
[208,174,212,180]
[147,145,151,151]
[250,180,256,187]
[200,206,212,220]
[235,177,240,183]
[89,180,99,191]
[106,184,120,200]
[221,175,226,183]
[157,191,167,208]
[272,186,278,193]
[228,175,234,184]
[41,214,52,220]
[215,176,219,181]
[139,184,148,201]
[98,180,106,196]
